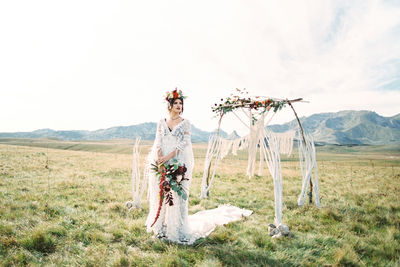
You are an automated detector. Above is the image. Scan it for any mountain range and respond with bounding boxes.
[1,110,399,145]
[267,110,400,145]
[0,122,228,143]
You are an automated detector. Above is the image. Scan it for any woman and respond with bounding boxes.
[145,88,252,245]
[145,88,194,243]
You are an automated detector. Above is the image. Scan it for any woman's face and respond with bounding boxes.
[171,98,183,114]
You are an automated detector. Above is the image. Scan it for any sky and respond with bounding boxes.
[0,0,399,136]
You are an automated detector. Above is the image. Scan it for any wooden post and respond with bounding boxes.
[205,160,212,196]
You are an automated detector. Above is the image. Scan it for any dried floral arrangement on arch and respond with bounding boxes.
[211,88,303,125]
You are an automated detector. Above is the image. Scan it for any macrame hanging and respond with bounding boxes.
[200,134,223,198]
[219,138,233,160]
[297,133,321,207]
[261,130,284,224]
[200,108,298,198]
[200,89,322,236]
[275,131,296,156]
[126,137,148,210]
[246,112,266,178]
[286,100,321,207]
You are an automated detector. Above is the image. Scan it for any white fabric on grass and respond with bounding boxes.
[187,205,252,244]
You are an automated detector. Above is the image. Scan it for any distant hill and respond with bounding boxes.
[267,110,400,145]
[227,130,241,140]
[0,122,227,143]
[2,110,399,145]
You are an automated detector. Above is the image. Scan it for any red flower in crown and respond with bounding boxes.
[165,87,187,102]
[173,90,179,98]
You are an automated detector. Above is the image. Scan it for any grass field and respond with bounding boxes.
[0,138,400,266]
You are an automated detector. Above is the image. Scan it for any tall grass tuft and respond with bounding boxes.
[21,230,56,254]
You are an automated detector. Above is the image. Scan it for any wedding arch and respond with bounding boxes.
[127,89,321,236]
[199,89,321,229]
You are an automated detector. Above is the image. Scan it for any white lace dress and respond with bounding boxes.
[145,118,252,245]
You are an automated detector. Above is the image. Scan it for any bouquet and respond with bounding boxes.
[150,159,188,227]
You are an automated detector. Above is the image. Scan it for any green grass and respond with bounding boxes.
[0,140,400,266]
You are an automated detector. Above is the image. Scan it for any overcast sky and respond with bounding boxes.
[1,0,399,136]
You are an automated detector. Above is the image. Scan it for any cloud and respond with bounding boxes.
[0,0,399,134]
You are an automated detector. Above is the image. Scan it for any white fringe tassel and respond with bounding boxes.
[276,131,295,156]
[297,133,321,208]
[126,137,148,210]
[262,130,284,225]
[200,135,223,199]
[200,129,295,197]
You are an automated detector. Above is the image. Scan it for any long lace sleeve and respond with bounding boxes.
[155,120,163,151]
[176,120,191,153]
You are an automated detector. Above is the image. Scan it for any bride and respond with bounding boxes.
[145,88,252,244]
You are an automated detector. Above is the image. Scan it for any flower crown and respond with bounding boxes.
[165,88,187,102]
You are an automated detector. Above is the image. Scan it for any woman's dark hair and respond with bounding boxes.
[168,97,184,114]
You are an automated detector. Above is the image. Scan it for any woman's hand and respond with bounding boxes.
[157,150,177,168]
[157,151,176,165]
[157,156,168,165]
[157,156,171,173]
[157,156,167,173]
[158,164,165,173]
